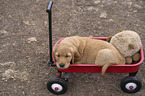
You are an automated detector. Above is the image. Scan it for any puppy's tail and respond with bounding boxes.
[101,63,115,78]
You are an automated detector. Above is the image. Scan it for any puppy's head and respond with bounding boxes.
[53,44,74,69]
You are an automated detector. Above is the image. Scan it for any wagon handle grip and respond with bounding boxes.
[46,1,56,66]
[46,1,53,13]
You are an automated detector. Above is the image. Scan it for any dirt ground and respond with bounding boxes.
[0,0,145,96]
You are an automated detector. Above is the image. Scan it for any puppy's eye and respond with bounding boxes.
[57,55,60,57]
[66,55,69,57]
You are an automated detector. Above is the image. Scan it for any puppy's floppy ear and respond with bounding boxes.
[70,47,81,63]
[53,44,59,61]
[70,47,74,63]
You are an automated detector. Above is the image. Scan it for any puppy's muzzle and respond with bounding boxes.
[59,63,65,68]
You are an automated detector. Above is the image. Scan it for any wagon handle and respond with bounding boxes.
[46,1,56,66]
[46,1,53,13]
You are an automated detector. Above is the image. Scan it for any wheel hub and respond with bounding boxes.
[51,83,63,92]
[129,86,133,90]
[125,82,137,90]
[55,87,59,91]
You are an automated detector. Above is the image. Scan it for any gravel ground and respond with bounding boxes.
[0,0,145,96]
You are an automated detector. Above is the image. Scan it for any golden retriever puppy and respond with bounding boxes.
[53,36,125,77]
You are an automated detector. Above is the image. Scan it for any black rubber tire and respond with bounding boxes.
[47,77,68,95]
[120,76,142,93]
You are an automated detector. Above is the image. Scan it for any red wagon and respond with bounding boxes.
[46,1,144,95]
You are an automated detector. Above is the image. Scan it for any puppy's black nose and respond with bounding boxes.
[59,63,65,68]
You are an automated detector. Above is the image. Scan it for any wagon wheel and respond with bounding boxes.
[120,76,142,93]
[47,77,68,95]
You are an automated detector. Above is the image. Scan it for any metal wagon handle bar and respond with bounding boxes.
[46,1,56,66]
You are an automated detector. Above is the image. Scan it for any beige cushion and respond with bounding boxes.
[110,30,141,57]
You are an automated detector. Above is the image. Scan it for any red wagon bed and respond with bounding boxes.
[54,37,144,73]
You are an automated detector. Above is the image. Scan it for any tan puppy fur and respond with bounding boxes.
[53,36,125,77]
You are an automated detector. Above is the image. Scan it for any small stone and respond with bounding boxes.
[100,12,107,18]
[2,78,5,80]
[0,16,3,19]
[108,19,113,22]
[2,69,17,80]
[87,6,94,11]
[44,21,47,26]
[8,15,12,18]
[133,10,137,13]
[27,37,37,43]
[23,20,31,25]
[114,1,117,3]
[23,20,35,25]
[133,4,143,9]
[36,0,40,3]
[87,7,99,12]
[0,30,8,34]
[22,91,25,95]
[94,0,101,4]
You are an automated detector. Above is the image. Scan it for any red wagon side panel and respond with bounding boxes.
[58,64,141,73]
[53,37,144,73]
